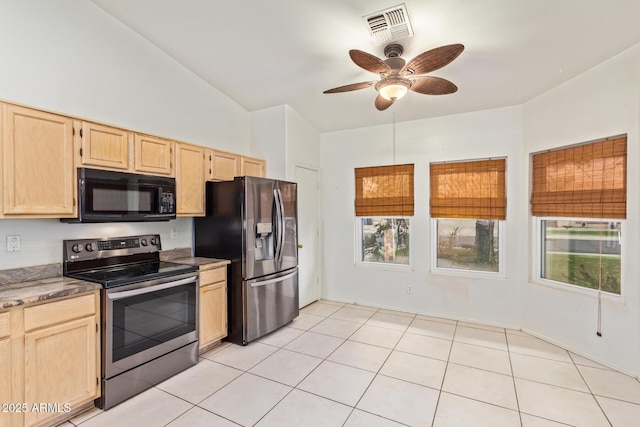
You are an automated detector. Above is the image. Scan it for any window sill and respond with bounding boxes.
[355,261,413,272]
[530,278,623,302]
[430,267,505,280]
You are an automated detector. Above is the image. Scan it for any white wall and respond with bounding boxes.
[249,106,287,179]
[320,106,525,328]
[0,1,251,269]
[249,104,321,180]
[522,43,640,375]
[285,105,321,177]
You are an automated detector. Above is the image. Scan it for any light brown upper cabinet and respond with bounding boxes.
[175,142,205,216]
[134,133,174,176]
[77,121,130,171]
[207,149,239,181]
[239,155,266,177]
[1,103,76,217]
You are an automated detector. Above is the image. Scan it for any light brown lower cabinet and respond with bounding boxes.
[199,267,227,352]
[0,312,13,427]
[0,292,100,427]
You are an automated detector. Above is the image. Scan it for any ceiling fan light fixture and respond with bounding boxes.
[376,77,411,101]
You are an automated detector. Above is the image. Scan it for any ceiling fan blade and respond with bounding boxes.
[375,95,394,111]
[323,81,376,93]
[410,76,458,95]
[402,44,464,75]
[349,50,391,74]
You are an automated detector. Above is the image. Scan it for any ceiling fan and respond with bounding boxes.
[323,43,464,111]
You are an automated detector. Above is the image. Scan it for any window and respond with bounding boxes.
[531,136,626,295]
[539,219,621,294]
[430,158,506,276]
[434,218,503,273]
[355,164,413,267]
[359,217,410,265]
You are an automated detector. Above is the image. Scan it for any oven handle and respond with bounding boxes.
[107,275,198,300]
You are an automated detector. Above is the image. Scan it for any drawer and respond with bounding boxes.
[200,267,226,285]
[0,311,10,339]
[24,293,96,332]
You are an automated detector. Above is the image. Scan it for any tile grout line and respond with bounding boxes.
[341,310,414,426]
[428,319,458,427]
[504,329,524,427]
[247,304,380,426]
[568,351,614,427]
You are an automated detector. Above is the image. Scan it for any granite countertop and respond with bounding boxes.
[0,250,229,310]
[0,276,102,310]
[172,257,230,271]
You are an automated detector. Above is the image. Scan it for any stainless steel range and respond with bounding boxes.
[63,234,199,410]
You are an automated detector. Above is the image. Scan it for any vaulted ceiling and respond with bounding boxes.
[91,0,640,132]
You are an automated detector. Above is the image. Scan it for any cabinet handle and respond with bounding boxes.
[79,147,83,157]
[79,128,83,138]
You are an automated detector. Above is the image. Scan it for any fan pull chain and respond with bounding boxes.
[596,236,603,337]
[596,155,604,338]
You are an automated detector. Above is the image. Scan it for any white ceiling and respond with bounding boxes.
[91,0,640,133]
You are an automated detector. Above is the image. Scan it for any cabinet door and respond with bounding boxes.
[239,156,266,177]
[2,104,75,216]
[209,150,239,181]
[199,280,227,349]
[0,312,12,427]
[134,133,173,176]
[79,121,129,170]
[23,315,99,427]
[176,143,205,216]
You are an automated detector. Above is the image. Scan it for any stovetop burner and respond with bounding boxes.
[66,260,197,288]
[63,234,197,288]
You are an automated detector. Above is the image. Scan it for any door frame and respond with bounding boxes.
[293,163,322,306]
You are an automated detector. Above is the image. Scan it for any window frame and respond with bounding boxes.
[355,216,413,271]
[430,217,506,278]
[532,216,625,299]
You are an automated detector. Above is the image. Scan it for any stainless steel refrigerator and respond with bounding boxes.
[194,177,299,345]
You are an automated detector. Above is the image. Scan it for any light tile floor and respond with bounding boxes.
[61,300,640,427]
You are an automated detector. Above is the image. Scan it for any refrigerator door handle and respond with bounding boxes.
[249,270,298,288]
[273,188,283,264]
[276,187,285,265]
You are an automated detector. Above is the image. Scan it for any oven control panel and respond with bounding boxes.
[97,238,141,251]
[63,234,162,262]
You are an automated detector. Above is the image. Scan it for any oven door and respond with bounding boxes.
[103,272,198,379]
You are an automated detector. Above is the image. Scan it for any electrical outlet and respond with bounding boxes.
[407,284,413,294]
[7,235,20,252]
[170,228,177,239]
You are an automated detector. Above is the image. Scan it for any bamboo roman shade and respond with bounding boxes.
[530,137,627,218]
[430,159,506,220]
[354,164,414,216]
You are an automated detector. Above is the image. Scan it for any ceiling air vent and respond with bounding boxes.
[364,3,414,46]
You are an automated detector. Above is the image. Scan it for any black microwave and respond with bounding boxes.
[63,168,176,223]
